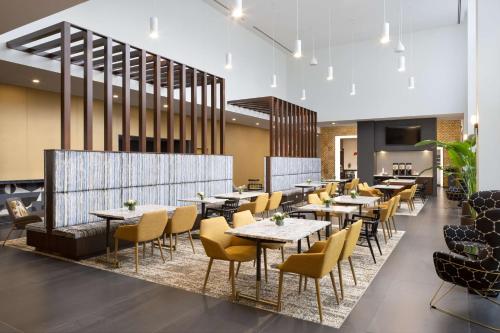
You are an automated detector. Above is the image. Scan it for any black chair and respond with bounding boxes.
[281,201,320,251]
[415,181,427,203]
[431,209,500,331]
[444,191,500,256]
[3,197,43,246]
[205,199,240,222]
[345,213,383,264]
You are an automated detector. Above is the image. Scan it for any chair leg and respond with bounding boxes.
[373,231,383,255]
[157,238,165,263]
[2,226,15,247]
[202,258,213,293]
[392,217,398,233]
[134,242,139,273]
[235,262,241,277]
[263,248,268,283]
[317,230,321,240]
[338,261,344,299]
[314,278,323,323]
[114,238,119,265]
[306,236,311,249]
[229,261,236,301]
[277,271,284,312]
[174,234,178,250]
[151,240,154,256]
[365,227,376,264]
[304,277,308,291]
[329,271,340,304]
[188,230,196,254]
[298,275,302,294]
[348,257,357,285]
[169,233,173,260]
[280,247,285,262]
[381,223,388,243]
[142,242,146,258]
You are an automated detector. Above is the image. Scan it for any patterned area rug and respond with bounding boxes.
[6,230,404,329]
[395,200,426,216]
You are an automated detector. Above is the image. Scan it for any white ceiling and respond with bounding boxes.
[211,0,464,52]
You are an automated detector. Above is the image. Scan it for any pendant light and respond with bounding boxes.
[326,8,334,81]
[380,0,390,44]
[350,19,356,96]
[231,0,243,19]
[300,59,306,100]
[293,0,302,58]
[408,76,415,90]
[270,3,278,88]
[395,0,405,52]
[310,33,318,66]
[398,54,406,72]
[149,16,159,39]
[225,16,233,70]
[408,6,415,89]
[301,88,306,101]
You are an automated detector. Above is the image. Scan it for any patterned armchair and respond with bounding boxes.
[3,197,43,246]
[444,191,500,256]
[431,209,500,330]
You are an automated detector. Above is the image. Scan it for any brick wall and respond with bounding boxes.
[319,125,357,178]
[437,119,463,187]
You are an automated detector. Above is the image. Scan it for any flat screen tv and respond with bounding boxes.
[385,126,421,145]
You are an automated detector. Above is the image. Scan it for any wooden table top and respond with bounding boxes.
[90,205,177,220]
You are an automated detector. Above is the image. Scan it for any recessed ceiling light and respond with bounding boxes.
[256,122,260,126]
[32,79,40,84]
[331,122,336,125]
[232,118,236,121]
[113,94,118,99]
[163,104,168,108]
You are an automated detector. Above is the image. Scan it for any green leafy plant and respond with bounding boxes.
[415,135,477,200]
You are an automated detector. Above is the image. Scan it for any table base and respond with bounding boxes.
[236,282,278,307]
[96,247,120,268]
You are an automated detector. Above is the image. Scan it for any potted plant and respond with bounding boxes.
[237,185,246,195]
[415,135,477,224]
[197,191,205,200]
[270,212,288,226]
[350,190,358,199]
[306,178,312,184]
[124,199,137,211]
[323,198,333,208]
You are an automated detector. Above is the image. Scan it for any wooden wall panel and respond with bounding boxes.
[219,78,225,154]
[191,69,198,154]
[103,37,113,151]
[201,72,207,154]
[270,97,274,156]
[60,22,71,149]
[153,54,161,152]
[121,43,130,152]
[167,59,174,153]
[210,76,217,154]
[179,64,186,153]
[138,50,147,152]
[83,30,93,150]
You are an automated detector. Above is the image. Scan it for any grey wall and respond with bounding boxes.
[357,118,437,193]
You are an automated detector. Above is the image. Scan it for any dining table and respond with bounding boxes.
[294,182,323,200]
[296,204,357,236]
[372,184,404,199]
[178,197,226,217]
[215,191,266,201]
[333,195,380,216]
[225,218,330,306]
[90,204,177,266]
[321,178,350,194]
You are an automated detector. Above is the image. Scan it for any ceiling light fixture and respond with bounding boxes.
[380,0,390,44]
[395,0,405,52]
[326,8,334,81]
[225,16,233,70]
[149,16,159,39]
[301,88,306,101]
[231,0,243,18]
[408,76,415,89]
[293,0,302,58]
[163,104,168,108]
[331,122,336,125]
[350,19,356,96]
[113,94,118,99]
[408,7,415,90]
[225,52,233,70]
[232,118,237,121]
[270,3,278,88]
[256,122,260,126]
[32,79,40,84]
[271,74,277,88]
[398,54,406,72]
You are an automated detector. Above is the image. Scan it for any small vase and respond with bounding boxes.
[325,202,330,208]
[275,219,284,226]
[128,205,136,211]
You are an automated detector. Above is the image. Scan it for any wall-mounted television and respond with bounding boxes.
[385,126,421,145]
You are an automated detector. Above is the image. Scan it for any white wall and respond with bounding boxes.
[0,0,288,102]
[342,138,357,170]
[476,0,500,190]
[286,24,467,122]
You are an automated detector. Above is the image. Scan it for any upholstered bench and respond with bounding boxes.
[26,219,139,259]
[282,189,304,204]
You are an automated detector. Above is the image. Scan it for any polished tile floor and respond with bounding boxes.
[0,190,497,333]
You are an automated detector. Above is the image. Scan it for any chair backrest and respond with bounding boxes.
[340,219,363,260]
[379,197,395,222]
[410,184,418,197]
[170,205,198,233]
[359,189,377,197]
[232,210,255,228]
[330,182,338,196]
[267,191,283,211]
[137,210,169,241]
[200,216,232,258]
[319,192,331,201]
[475,209,500,272]
[281,201,294,213]
[6,197,29,220]
[308,193,322,205]
[254,193,270,214]
[391,195,401,217]
[469,191,500,214]
[320,229,347,276]
[324,183,333,194]
[237,202,257,214]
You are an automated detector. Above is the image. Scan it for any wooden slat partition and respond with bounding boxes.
[270,97,274,156]
[6,21,227,155]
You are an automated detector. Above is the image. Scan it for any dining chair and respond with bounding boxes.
[114,210,169,273]
[400,184,418,212]
[163,205,198,260]
[329,182,338,197]
[3,197,43,246]
[276,229,347,322]
[324,183,333,195]
[253,193,270,217]
[266,191,283,216]
[200,216,256,299]
[232,210,285,282]
[389,195,401,233]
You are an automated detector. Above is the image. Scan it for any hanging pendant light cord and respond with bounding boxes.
[383,0,386,22]
[399,0,403,41]
[351,19,354,83]
[328,8,332,65]
[296,0,299,40]
[272,1,276,73]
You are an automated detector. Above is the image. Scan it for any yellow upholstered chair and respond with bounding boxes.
[237,201,256,214]
[345,178,359,193]
[164,205,198,260]
[266,191,283,216]
[308,194,326,220]
[254,193,270,217]
[359,189,379,197]
[399,184,417,212]
[324,183,333,195]
[359,182,383,197]
[200,216,256,299]
[276,229,347,322]
[232,210,285,282]
[319,192,331,201]
[379,197,395,243]
[114,210,169,273]
[329,182,338,197]
[390,195,401,232]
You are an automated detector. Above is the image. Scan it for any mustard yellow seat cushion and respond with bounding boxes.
[224,245,257,262]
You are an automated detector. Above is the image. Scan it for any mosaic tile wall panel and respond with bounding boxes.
[266,157,321,192]
[49,151,233,228]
